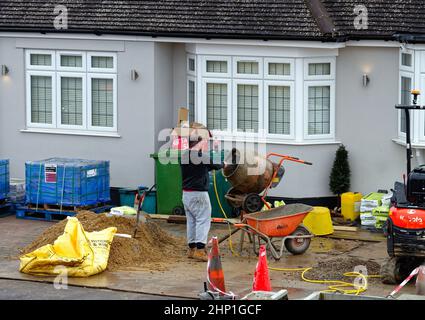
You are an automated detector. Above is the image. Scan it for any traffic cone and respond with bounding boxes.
[207,236,226,294]
[253,245,272,291]
[416,265,425,296]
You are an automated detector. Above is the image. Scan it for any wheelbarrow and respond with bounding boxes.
[213,203,314,260]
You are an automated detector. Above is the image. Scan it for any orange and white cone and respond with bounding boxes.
[253,245,272,292]
[207,236,226,295]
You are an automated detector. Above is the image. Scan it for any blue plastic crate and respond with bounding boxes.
[25,158,110,207]
[0,159,9,201]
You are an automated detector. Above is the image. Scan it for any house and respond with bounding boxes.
[0,0,424,199]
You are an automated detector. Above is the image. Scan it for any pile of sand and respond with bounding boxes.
[21,211,186,271]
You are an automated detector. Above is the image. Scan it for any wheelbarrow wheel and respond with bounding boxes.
[284,226,311,255]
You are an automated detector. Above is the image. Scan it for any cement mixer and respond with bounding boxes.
[223,148,312,213]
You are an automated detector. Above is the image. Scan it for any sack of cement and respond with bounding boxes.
[372,206,390,218]
[110,206,137,216]
[381,193,393,207]
[8,178,25,203]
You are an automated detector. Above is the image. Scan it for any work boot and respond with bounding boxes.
[187,248,195,259]
[192,249,208,262]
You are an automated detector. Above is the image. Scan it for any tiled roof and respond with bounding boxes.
[0,0,323,39]
[0,0,425,41]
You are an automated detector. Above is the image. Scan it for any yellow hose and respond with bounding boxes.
[212,170,239,257]
[269,266,381,295]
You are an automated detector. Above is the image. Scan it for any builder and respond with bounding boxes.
[180,125,226,262]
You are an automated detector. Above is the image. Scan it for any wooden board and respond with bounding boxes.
[333,226,358,232]
[147,214,239,224]
[323,230,385,242]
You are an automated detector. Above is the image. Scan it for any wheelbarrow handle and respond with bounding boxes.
[212,218,227,223]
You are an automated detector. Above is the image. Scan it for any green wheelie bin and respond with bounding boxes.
[150,149,233,217]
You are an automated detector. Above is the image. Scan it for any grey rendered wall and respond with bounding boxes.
[334,46,405,196]
[154,43,175,150]
[0,37,156,189]
[172,43,188,125]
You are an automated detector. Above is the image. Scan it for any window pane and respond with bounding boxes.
[207,83,227,130]
[268,63,290,76]
[61,55,83,68]
[91,78,114,127]
[308,63,331,76]
[61,77,83,126]
[237,84,259,132]
[188,58,195,72]
[91,56,114,69]
[269,86,290,135]
[206,61,227,73]
[401,76,412,134]
[402,53,412,67]
[308,86,330,135]
[188,80,195,123]
[30,54,52,66]
[30,75,52,124]
[237,61,259,74]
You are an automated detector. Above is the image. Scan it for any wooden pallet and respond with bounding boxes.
[16,204,112,222]
[27,202,110,212]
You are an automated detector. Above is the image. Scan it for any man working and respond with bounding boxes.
[179,125,225,262]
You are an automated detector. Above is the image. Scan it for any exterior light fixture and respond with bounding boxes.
[363,74,370,87]
[1,65,9,76]
[131,69,139,81]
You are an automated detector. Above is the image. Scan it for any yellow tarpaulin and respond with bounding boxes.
[19,217,117,277]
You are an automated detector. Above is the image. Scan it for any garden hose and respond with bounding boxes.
[269,266,382,295]
[212,170,240,257]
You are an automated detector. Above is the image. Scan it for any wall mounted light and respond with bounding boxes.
[1,65,9,76]
[131,69,139,81]
[363,74,370,87]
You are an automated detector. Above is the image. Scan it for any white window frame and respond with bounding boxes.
[233,57,263,79]
[264,81,295,139]
[398,72,414,138]
[303,80,335,140]
[26,70,57,129]
[201,78,232,135]
[417,74,425,142]
[26,50,56,71]
[264,58,295,80]
[202,56,232,78]
[87,73,118,132]
[56,51,86,72]
[232,79,263,136]
[304,57,336,81]
[56,72,87,130]
[187,75,197,122]
[400,49,414,73]
[87,52,117,73]
[187,54,196,76]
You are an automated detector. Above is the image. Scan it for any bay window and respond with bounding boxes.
[188,52,335,143]
[26,49,117,133]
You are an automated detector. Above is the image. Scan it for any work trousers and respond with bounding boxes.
[182,191,212,245]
